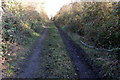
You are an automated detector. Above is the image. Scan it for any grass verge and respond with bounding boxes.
[39,24,77,78]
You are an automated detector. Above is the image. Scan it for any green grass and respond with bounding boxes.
[39,24,77,78]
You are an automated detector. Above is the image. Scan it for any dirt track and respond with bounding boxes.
[13,25,101,78]
[57,26,100,78]
[15,28,48,78]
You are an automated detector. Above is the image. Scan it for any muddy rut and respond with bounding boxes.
[15,28,48,78]
[57,26,100,78]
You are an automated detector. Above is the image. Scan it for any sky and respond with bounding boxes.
[42,0,79,18]
[22,0,80,18]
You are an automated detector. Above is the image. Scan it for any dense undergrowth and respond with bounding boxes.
[67,32,119,79]
[54,2,120,79]
[1,0,48,77]
[54,2,120,52]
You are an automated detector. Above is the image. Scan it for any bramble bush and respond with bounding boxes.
[54,2,120,51]
[2,0,48,77]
